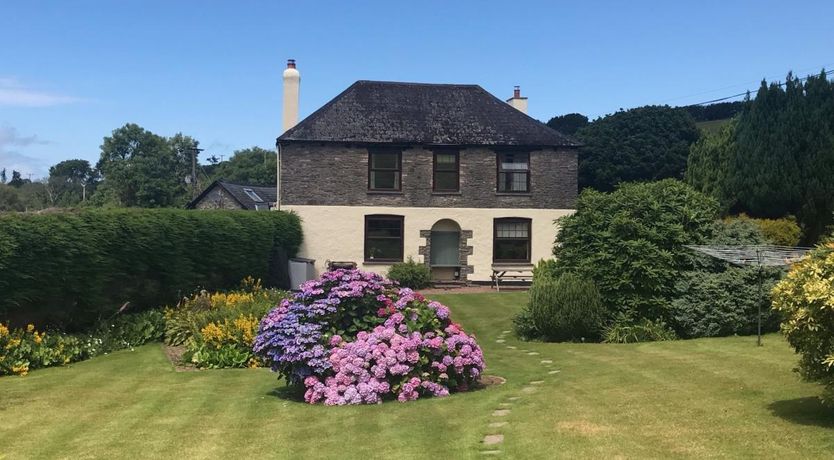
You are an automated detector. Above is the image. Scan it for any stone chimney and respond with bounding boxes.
[506,85,528,114]
[282,59,300,133]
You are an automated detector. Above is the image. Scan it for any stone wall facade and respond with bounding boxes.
[279,143,578,209]
[192,186,245,210]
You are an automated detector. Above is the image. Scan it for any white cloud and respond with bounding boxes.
[0,125,49,178]
[0,77,82,107]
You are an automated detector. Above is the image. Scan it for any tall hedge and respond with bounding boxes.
[0,209,301,329]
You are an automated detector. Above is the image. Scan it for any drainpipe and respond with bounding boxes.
[275,141,281,211]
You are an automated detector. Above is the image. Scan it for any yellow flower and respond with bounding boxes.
[26,324,35,333]
[200,322,227,344]
[0,324,8,337]
[11,364,29,376]
[233,315,259,345]
[33,332,43,345]
[6,338,21,349]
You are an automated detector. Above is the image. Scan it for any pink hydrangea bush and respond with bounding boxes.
[253,269,484,405]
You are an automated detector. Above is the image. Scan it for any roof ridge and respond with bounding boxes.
[354,80,481,88]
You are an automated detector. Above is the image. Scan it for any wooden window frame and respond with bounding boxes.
[493,217,532,263]
[364,214,405,263]
[368,148,402,192]
[432,149,460,192]
[496,151,531,193]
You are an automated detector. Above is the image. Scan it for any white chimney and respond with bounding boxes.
[282,59,300,133]
[506,85,528,114]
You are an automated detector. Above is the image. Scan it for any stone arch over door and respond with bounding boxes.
[418,219,474,282]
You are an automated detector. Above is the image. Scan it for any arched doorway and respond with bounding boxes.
[430,219,461,280]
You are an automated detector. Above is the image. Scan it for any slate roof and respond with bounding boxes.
[187,181,276,210]
[278,81,579,147]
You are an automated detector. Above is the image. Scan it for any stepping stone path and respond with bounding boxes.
[477,324,566,456]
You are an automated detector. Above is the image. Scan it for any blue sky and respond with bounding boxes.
[1,1,833,178]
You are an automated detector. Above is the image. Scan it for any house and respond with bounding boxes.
[276,60,579,283]
[187,180,276,210]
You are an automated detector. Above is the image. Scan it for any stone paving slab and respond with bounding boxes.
[483,434,504,445]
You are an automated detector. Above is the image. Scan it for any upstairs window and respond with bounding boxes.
[497,152,530,193]
[368,148,402,191]
[493,218,531,263]
[243,188,264,202]
[433,150,460,192]
[364,215,404,262]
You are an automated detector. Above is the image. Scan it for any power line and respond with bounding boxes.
[687,69,834,107]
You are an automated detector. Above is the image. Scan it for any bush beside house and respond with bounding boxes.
[0,208,301,329]
[524,179,787,342]
[387,258,432,289]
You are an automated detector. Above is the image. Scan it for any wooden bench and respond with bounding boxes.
[491,264,534,291]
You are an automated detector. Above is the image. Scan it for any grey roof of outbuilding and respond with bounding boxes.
[278,81,579,147]
[187,181,276,210]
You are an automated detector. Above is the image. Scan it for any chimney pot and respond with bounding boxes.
[287,59,296,69]
[513,86,521,98]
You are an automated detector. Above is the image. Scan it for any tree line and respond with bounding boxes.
[545,69,832,244]
[0,123,277,212]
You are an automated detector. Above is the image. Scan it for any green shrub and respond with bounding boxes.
[772,243,834,405]
[0,209,301,329]
[387,257,432,289]
[603,314,678,343]
[553,179,719,321]
[724,214,802,247]
[671,267,781,338]
[512,307,539,340]
[532,258,558,282]
[522,273,605,342]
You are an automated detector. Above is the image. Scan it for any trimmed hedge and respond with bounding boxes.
[0,209,301,329]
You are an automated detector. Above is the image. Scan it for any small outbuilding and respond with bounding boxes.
[187,180,276,211]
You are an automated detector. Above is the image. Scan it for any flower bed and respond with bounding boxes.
[164,277,288,369]
[253,269,484,405]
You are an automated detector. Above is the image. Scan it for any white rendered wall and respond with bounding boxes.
[284,205,573,282]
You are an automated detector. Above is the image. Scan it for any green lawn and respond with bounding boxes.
[1,292,832,459]
[696,118,732,134]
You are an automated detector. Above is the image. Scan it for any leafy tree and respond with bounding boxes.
[545,113,588,135]
[686,71,834,243]
[8,170,27,188]
[208,146,276,186]
[95,123,193,207]
[0,168,6,184]
[546,180,719,321]
[685,119,737,212]
[47,159,99,206]
[576,106,700,191]
[0,184,24,211]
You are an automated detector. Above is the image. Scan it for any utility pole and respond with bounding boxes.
[187,147,204,199]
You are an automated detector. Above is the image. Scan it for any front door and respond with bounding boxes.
[430,230,460,280]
